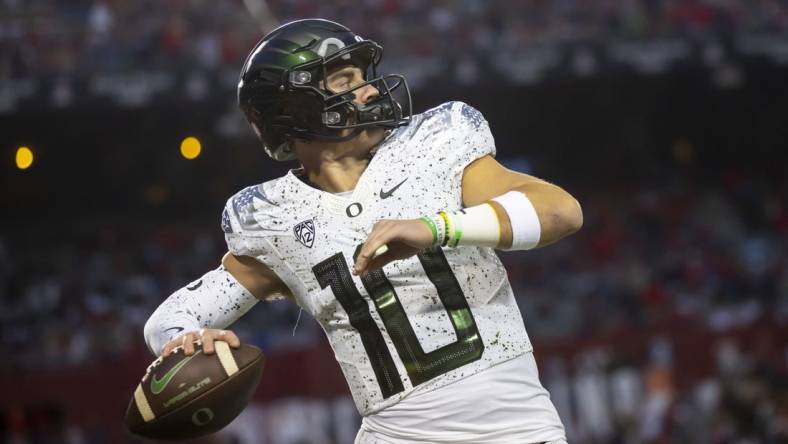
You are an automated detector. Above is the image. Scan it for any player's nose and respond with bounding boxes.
[354,83,380,105]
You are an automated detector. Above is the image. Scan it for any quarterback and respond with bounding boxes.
[145,19,581,443]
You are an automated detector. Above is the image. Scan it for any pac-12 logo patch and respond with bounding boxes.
[294,219,315,248]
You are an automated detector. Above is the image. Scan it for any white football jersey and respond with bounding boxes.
[221,101,532,415]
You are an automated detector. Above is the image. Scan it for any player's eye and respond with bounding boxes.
[325,67,364,93]
[327,78,351,93]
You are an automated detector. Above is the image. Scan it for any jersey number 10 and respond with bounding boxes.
[312,245,484,399]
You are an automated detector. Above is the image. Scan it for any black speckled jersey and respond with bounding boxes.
[221,101,532,416]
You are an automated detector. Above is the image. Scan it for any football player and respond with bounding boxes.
[145,19,581,444]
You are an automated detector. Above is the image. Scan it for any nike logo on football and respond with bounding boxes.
[150,351,201,395]
[165,326,184,334]
[379,177,408,199]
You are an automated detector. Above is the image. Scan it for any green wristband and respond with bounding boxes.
[449,214,463,248]
[420,216,439,245]
[452,225,463,247]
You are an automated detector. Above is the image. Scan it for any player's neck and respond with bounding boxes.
[293,129,385,194]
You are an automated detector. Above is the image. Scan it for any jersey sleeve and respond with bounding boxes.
[221,191,267,257]
[450,101,496,171]
[425,101,497,204]
[220,185,299,302]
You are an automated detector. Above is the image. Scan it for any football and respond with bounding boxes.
[125,341,264,441]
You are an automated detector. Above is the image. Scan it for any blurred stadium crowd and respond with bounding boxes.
[3,0,788,110]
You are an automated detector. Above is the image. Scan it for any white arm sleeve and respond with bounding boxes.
[143,265,258,356]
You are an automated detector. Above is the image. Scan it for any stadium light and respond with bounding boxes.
[15,146,34,170]
[180,137,202,160]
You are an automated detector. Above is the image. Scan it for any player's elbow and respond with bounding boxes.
[549,193,583,238]
[565,196,583,234]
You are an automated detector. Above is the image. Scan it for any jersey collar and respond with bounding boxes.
[285,127,402,216]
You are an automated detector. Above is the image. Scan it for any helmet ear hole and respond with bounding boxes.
[282,93,325,132]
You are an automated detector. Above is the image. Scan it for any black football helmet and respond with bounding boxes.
[237,19,412,161]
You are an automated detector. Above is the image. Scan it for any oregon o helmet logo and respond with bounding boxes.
[316,38,346,57]
[191,408,214,426]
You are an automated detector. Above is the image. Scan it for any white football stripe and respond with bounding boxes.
[215,341,239,377]
[134,384,156,422]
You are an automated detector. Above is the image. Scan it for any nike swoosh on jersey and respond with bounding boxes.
[379,177,408,199]
[150,350,201,395]
[186,280,203,291]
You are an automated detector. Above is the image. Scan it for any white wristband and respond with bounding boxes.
[492,191,541,250]
[452,203,501,248]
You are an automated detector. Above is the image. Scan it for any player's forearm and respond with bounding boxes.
[422,183,581,252]
[143,265,259,355]
[494,182,583,248]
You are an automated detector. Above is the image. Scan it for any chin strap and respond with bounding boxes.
[356,98,401,125]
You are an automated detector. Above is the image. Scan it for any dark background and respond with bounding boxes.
[1,1,788,443]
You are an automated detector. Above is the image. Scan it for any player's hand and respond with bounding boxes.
[353,218,434,276]
[160,328,241,357]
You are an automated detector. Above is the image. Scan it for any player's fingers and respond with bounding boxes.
[359,245,395,273]
[360,225,400,261]
[357,227,384,262]
[182,333,196,356]
[363,252,394,274]
[363,243,415,274]
[161,341,175,357]
[222,330,241,348]
[354,243,382,274]
[363,221,393,248]
[355,228,394,273]
[164,332,190,357]
[202,331,216,355]
[355,243,390,275]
